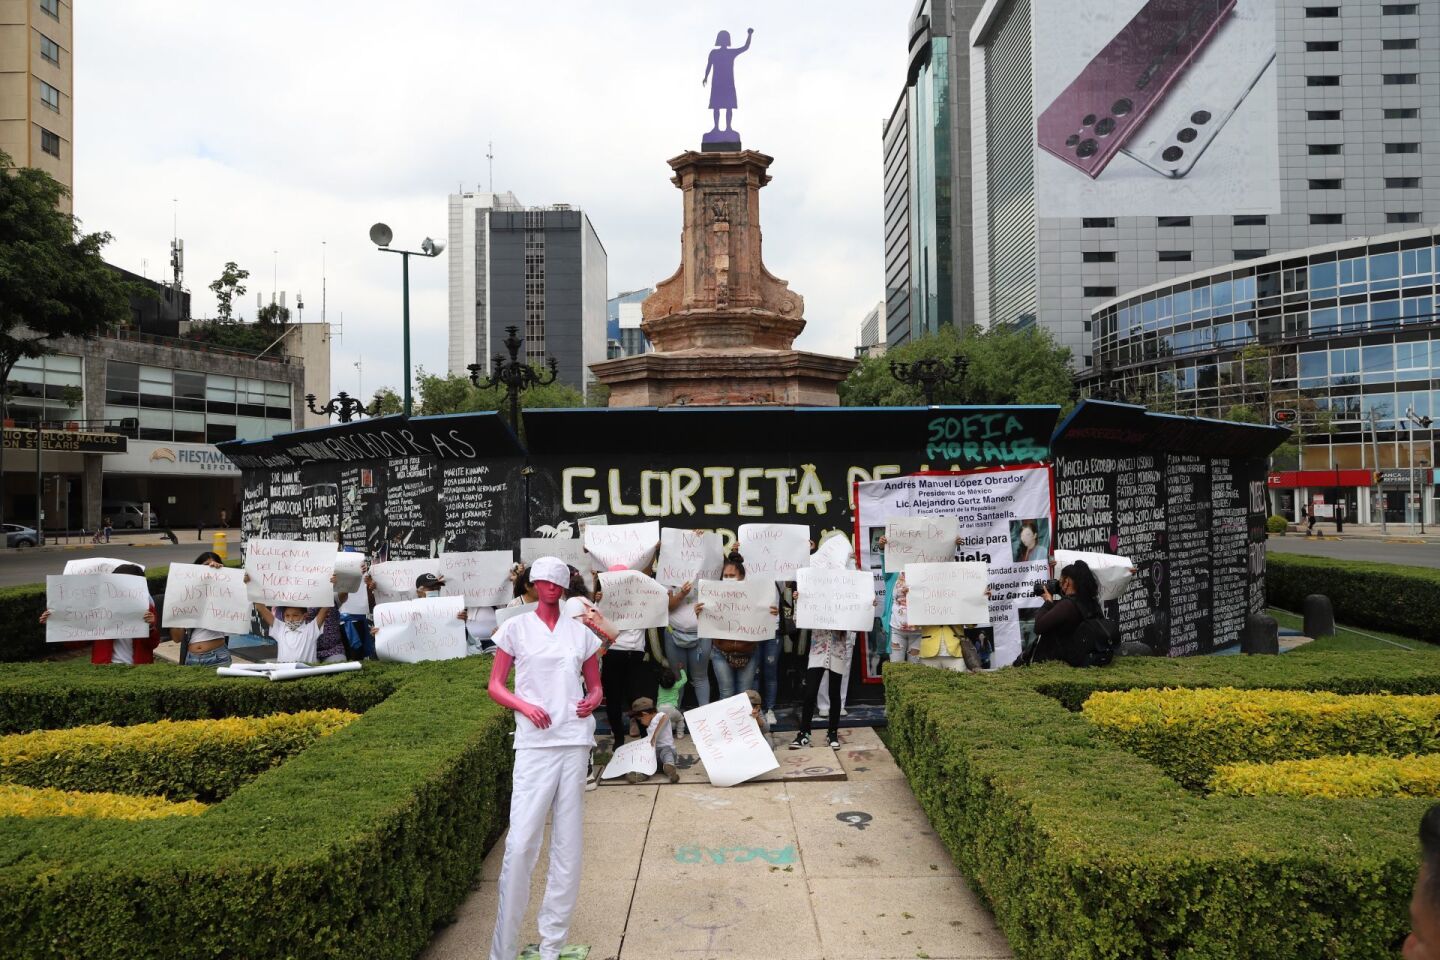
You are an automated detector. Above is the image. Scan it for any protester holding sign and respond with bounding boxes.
[596,565,655,750]
[337,548,375,660]
[697,551,779,703]
[165,551,237,667]
[39,564,161,665]
[792,548,873,751]
[486,556,608,960]
[665,577,710,709]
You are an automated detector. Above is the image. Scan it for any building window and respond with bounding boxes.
[1386,177,1421,188]
[1382,38,1418,49]
[1306,75,1340,86]
[1310,213,1344,225]
[1157,216,1191,227]
[1305,40,1340,51]
[1304,5,1339,15]
[1082,251,1116,263]
[1234,249,1267,260]
[1387,212,1421,223]
[1382,3,1418,13]
[39,35,59,64]
[1307,143,1342,155]
[39,128,59,158]
[39,0,58,18]
[1385,108,1420,119]
[1082,217,1115,228]
[1083,286,1117,297]
[1158,250,1192,262]
[1307,109,1342,120]
[1383,74,1418,85]
[1384,142,1420,154]
[1233,214,1268,226]
[38,80,59,112]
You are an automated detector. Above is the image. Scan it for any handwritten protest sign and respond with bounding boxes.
[373,595,467,663]
[697,578,776,642]
[795,568,876,632]
[440,550,514,608]
[367,558,441,606]
[45,574,151,644]
[656,529,724,587]
[62,557,145,575]
[520,537,587,571]
[684,694,779,787]
[883,515,959,573]
[244,540,336,607]
[161,563,249,634]
[905,562,990,626]
[601,738,658,780]
[809,533,855,571]
[1053,550,1136,603]
[597,570,669,630]
[495,601,538,629]
[736,523,810,581]
[333,553,366,594]
[585,521,660,571]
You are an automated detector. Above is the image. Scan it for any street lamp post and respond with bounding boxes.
[370,224,445,417]
[888,355,969,407]
[468,325,559,435]
[305,391,384,424]
[1408,407,1434,533]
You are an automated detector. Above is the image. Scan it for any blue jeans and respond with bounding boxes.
[710,646,759,701]
[184,646,232,667]
[758,636,780,711]
[341,614,374,659]
[664,629,713,707]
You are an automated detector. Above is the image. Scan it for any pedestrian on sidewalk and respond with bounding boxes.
[486,556,610,960]
[102,517,113,544]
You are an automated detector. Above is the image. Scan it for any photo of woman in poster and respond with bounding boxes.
[1011,518,1050,563]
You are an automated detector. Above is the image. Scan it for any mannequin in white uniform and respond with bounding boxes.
[487,556,612,960]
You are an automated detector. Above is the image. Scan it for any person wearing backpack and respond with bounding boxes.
[1028,560,1117,667]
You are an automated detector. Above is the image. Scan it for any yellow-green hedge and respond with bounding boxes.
[1211,753,1440,799]
[0,709,358,802]
[1082,686,1440,787]
[0,783,206,820]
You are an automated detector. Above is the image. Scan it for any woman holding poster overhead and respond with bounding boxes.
[487,556,611,960]
[698,551,778,702]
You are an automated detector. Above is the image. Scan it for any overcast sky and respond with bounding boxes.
[74,2,908,399]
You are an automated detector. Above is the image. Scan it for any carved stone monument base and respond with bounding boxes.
[596,349,856,408]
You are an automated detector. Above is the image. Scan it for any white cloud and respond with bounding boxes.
[75,1,907,398]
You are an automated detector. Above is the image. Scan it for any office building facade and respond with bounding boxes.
[857,300,886,358]
[0,0,73,210]
[447,192,608,397]
[607,288,652,359]
[970,0,1440,370]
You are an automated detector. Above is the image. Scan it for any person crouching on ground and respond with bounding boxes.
[38,563,160,664]
[626,696,680,784]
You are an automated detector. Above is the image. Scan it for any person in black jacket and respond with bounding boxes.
[1028,560,1102,666]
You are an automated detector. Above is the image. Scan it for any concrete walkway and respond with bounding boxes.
[423,728,1011,960]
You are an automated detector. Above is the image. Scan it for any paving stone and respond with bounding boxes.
[621,873,823,960]
[808,876,1013,959]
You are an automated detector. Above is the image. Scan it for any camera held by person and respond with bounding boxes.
[1024,561,1119,667]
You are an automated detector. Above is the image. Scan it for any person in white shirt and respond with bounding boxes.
[170,551,232,667]
[252,603,331,663]
[625,697,680,784]
[487,556,612,960]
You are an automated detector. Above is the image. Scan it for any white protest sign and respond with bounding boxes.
[495,601,538,629]
[904,562,991,626]
[795,568,876,632]
[1053,550,1136,603]
[373,595,467,663]
[585,521,660,572]
[520,537,587,571]
[655,529,724,587]
[161,564,249,635]
[684,694,779,787]
[62,557,145,575]
[809,533,854,571]
[367,558,441,606]
[243,539,337,607]
[597,570,669,630]
[440,550,514,608]
[737,523,810,581]
[697,578,776,642]
[601,738,658,780]
[883,515,959,573]
[45,574,151,644]
[333,553,366,594]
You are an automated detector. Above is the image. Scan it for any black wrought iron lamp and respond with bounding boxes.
[467,325,559,433]
[305,391,383,424]
[889,355,969,407]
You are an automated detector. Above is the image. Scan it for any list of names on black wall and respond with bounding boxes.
[1247,476,1269,617]
[299,471,340,543]
[384,457,439,560]
[241,475,268,542]
[265,469,304,539]
[1054,457,1116,552]
[1166,455,1212,657]
[1210,458,1250,649]
[1114,455,1165,646]
[441,464,505,550]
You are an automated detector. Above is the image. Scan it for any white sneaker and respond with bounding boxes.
[839,708,849,717]
[763,709,776,727]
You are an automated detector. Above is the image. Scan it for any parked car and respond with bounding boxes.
[4,524,37,548]
[101,501,160,529]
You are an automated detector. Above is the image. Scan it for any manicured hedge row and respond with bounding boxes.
[1082,686,1440,788]
[1267,552,1440,645]
[0,709,358,801]
[0,658,513,959]
[0,783,207,820]
[884,651,1439,959]
[1211,753,1440,800]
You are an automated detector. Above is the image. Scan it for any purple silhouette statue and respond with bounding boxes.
[702,28,752,149]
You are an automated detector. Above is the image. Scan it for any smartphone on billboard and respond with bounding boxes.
[1120,0,1275,179]
[1036,0,1237,179]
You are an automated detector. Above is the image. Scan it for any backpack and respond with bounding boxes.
[1073,610,1121,667]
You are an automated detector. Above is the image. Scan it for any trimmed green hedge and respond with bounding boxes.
[884,651,1440,959]
[1267,552,1440,645]
[0,658,513,959]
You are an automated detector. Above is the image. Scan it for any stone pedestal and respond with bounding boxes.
[591,149,855,406]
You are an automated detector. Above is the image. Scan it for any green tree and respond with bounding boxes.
[256,302,290,324]
[413,366,587,416]
[838,325,1075,408]
[208,261,249,323]
[369,388,402,416]
[0,151,132,527]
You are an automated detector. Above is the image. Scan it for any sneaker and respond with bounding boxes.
[625,771,648,784]
[839,707,849,717]
[663,762,679,783]
[789,733,811,750]
[585,766,600,792]
[763,709,777,727]
[826,733,842,750]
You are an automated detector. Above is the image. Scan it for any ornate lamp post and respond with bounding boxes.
[468,325,559,434]
[305,391,383,424]
[370,223,445,417]
[889,355,969,407]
